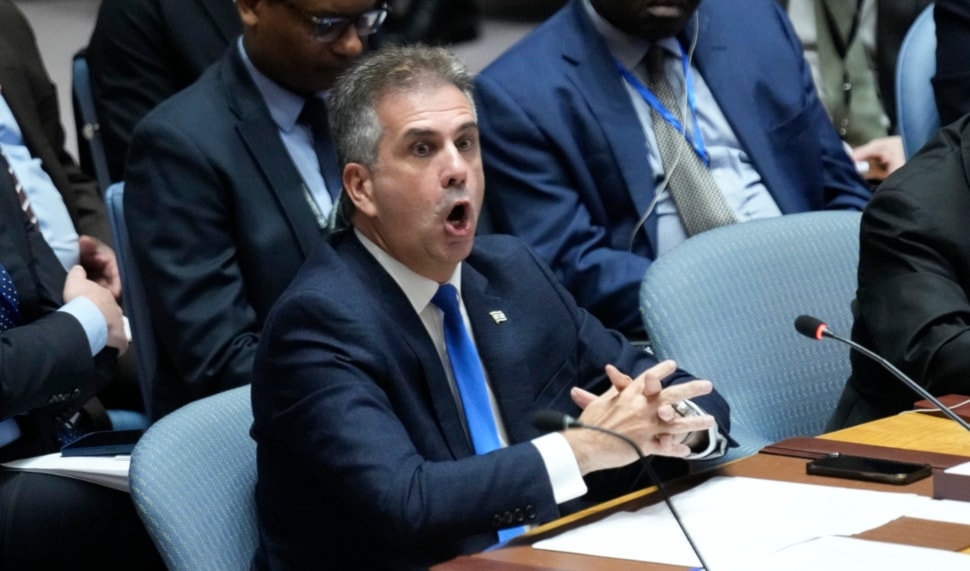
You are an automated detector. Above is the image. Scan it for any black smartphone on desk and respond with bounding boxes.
[60,429,143,457]
[806,453,931,485]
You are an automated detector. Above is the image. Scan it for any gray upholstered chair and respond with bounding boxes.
[896,4,940,159]
[640,211,861,465]
[129,384,258,570]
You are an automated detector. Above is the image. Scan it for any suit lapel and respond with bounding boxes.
[340,234,474,458]
[461,262,537,443]
[560,0,660,248]
[689,7,784,201]
[223,51,322,258]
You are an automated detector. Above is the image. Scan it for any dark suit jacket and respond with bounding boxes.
[474,0,871,335]
[0,160,114,462]
[250,231,732,570]
[934,0,970,125]
[86,0,241,182]
[126,47,328,419]
[0,0,111,245]
[830,115,970,429]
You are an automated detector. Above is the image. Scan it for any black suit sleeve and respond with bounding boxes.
[86,0,240,181]
[125,114,257,403]
[855,126,970,406]
[0,178,112,432]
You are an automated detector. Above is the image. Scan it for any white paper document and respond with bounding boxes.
[2,453,130,492]
[907,498,970,526]
[723,535,970,571]
[533,476,937,568]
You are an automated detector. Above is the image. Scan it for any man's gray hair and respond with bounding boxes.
[327,45,475,226]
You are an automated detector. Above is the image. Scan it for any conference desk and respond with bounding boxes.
[432,412,970,570]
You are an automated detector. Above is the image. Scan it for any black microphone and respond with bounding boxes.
[533,410,711,571]
[794,314,970,432]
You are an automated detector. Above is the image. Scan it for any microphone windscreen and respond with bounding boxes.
[533,409,570,432]
[794,315,827,340]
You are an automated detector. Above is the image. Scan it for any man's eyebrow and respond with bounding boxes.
[402,128,437,139]
[402,122,479,139]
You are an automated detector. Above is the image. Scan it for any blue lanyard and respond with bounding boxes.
[615,45,710,167]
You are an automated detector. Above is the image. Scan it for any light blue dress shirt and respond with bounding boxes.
[0,92,79,269]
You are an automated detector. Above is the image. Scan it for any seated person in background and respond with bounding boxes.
[781,0,930,181]
[0,150,161,568]
[86,0,242,182]
[474,0,871,339]
[0,0,141,415]
[125,0,386,420]
[251,45,732,570]
[828,115,970,429]
[934,0,970,125]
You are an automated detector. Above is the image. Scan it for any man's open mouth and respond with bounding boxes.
[446,201,471,232]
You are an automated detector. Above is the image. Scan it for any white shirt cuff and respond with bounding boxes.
[531,432,588,504]
[57,296,107,355]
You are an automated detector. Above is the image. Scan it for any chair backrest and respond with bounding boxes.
[640,211,861,464]
[130,384,258,571]
[896,3,940,159]
[105,182,159,421]
[71,49,113,193]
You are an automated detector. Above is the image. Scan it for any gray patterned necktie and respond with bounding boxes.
[645,46,736,236]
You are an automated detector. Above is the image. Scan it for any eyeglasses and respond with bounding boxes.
[280,0,389,43]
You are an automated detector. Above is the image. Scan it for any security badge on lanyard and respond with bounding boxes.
[615,43,710,167]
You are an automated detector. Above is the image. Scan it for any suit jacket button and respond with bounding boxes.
[491,514,503,528]
[525,505,536,520]
[513,508,525,523]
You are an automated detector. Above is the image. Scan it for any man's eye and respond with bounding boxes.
[413,142,431,156]
[456,137,475,151]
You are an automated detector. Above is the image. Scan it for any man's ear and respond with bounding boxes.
[343,163,377,217]
[236,0,261,26]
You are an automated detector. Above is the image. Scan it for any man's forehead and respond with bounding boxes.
[376,84,474,121]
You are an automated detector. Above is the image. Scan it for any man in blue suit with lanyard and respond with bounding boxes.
[475,0,872,339]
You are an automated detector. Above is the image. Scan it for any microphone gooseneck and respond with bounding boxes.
[793,315,970,432]
[533,410,711,570]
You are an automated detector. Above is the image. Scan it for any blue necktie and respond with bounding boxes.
[431,284,526,542]
[0,262,22,446]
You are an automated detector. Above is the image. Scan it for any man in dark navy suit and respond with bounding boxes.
[126,0,388,419]
[0,133,161,567]
[251,45,733,570]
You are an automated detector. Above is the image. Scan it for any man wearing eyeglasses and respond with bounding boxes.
[124,0,388,421]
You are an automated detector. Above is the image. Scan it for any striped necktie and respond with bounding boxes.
[0,147,37,227]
